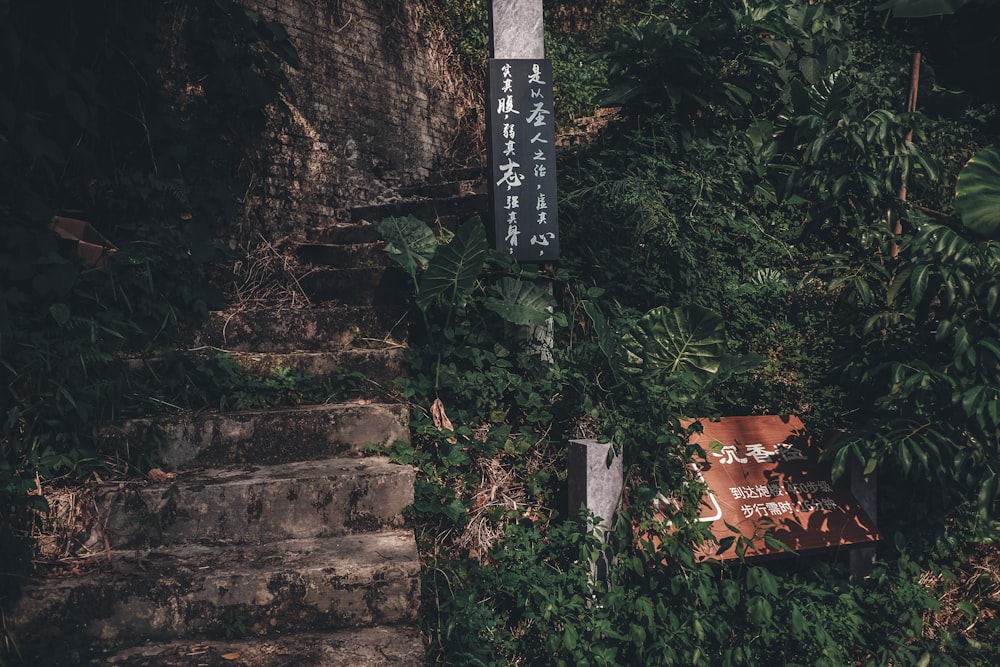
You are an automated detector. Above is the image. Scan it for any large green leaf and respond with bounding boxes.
[375,215,437,278]
[624,305,727,386]
[416,217,488,312]
[955,146,1000,240]
[483,277,556,326]
[582,300,620,370]
[877,0,969,17]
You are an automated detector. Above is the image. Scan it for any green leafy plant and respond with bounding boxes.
[376,212,566,515]
[954,146,1000,239]
[380,214,439,278]
[377,215,556,390]
[878,0,972,18]
[828,212,1000,518]
[413,1,1000,663]
[778,73,936,235]
[220,607,249,640]
[415,218,490,314]
[623,305,761,392]
[483,277,557,327]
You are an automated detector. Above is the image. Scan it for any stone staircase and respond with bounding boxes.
[4,169,488,666]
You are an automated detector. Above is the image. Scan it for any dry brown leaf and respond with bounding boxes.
[147,468,176,483]
[221,651,242,660]
[431,398,457,444]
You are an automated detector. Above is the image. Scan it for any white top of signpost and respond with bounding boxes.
[490,0,544,59]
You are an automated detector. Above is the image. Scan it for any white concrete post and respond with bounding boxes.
[490,0,544,59]
[568,439,623,586]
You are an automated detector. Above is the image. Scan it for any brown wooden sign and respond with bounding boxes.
[683,415,879,560]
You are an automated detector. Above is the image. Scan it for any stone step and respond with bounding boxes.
[430,166,485,183]
[105,402,410,469]
[86,457,414,549]
[296,267,406,307]
[295,240,389,268]
[396,178,481,199]
[105,626,424,666]
[128,349,403,404]
[9,532,420,662]
[225,349,405,397]
[194,306,406,352]
[303,222,382,245]
[348,193,488,224]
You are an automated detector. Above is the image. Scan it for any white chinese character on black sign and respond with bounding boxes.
[488,59,559,262]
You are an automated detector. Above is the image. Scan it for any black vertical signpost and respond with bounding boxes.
[487,0,558,362]
[490,2,616,566]
[487,0,559,262]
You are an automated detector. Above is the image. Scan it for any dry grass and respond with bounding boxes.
[456,455,525,559]
[923,543,1000,643]
[454,437,557,562]
[28,482,110,573]
[228,234,311,310]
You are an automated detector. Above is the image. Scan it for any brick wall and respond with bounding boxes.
[236,0,482,244]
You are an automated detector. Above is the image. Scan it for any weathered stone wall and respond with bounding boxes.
[237,0,481,244]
